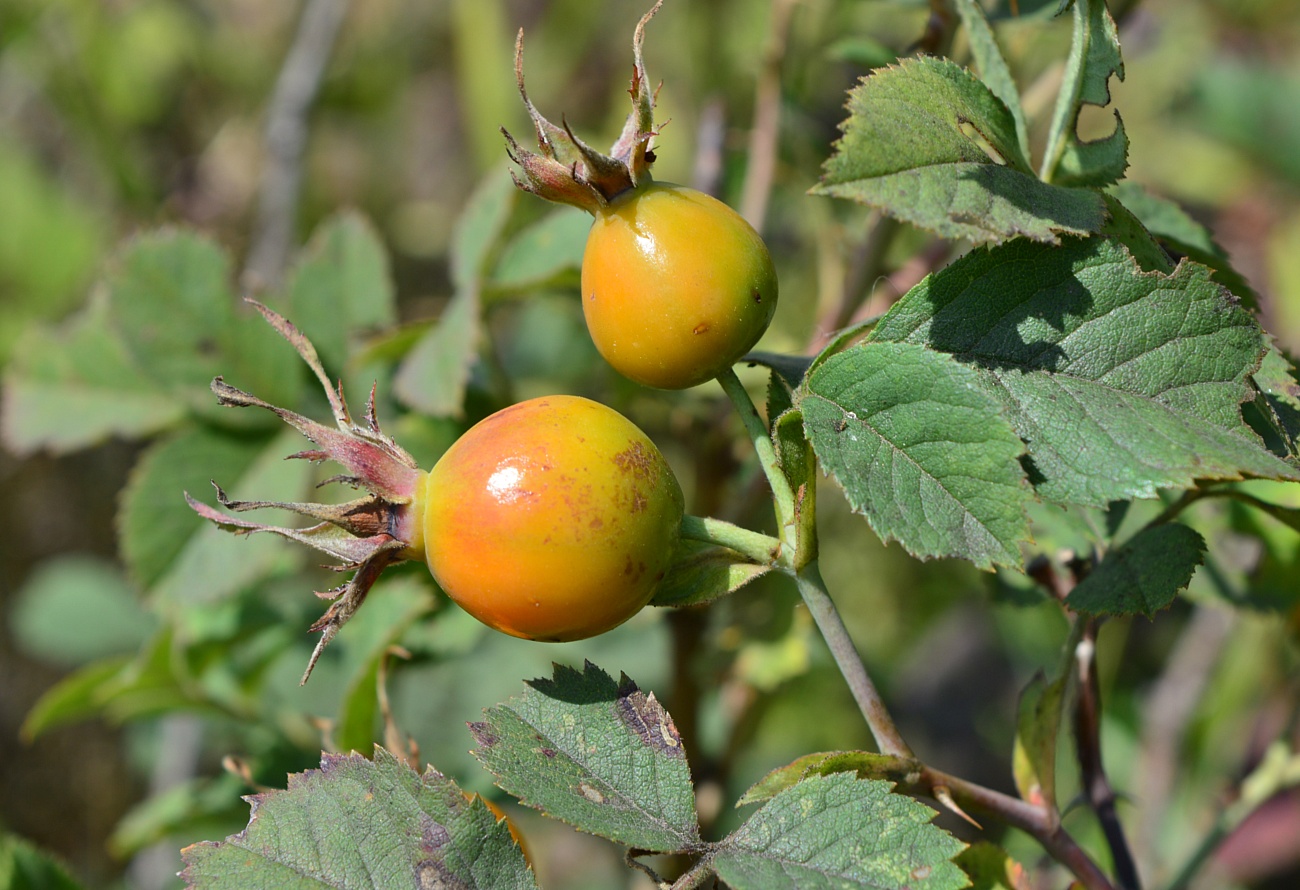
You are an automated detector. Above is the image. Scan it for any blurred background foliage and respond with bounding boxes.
[1,1,1299,888]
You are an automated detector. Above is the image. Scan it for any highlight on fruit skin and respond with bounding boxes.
[503,0,779,389]
[420,394,684,641]
[187,302,684,683]
[582,182,778,389]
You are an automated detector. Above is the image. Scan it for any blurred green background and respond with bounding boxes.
[2,1,1299,888]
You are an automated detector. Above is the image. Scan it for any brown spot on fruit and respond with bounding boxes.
[693,322,709,335]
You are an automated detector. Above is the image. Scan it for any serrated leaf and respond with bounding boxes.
[652,538,772,608]
[1011,670,1066,816]
[0,832,85,890]
[954,0,1029,162]
[0,294,185,454]
[1247,342,1300,460]
[1066,522,1206,616]
[471,662,700,852]
[737,751,922,807]
[798,341,1032,569]
[869,237,1300,505]
[712,773,967,890]
[1042,0,1127,187]
[396,171,515,417]
[1098,192,1175,274]
[814,57,1105,244]
[1108,181,1258,305]
[106,230,300,412]
[491,207,590,292]
[286,211,396,372]
[154,429,314,606]
[180,748,535,890]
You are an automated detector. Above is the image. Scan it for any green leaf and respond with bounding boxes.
[1098,192,1174,274]
[1066,522,1206,617]
[953,0,1029,162]
[9,555,153,666]
[773,406,819,566]
[737,751,922,807]
[491,207,590,292]
[20,658,133,740]
[1041,0,1127,187]
[451,168,517,292]
[798,341,1032,569]
[1107,181,1258,305]
[1011,670,1067,815]
[869,237,1300,506]
[0,832,85,890]
[107,230,300,413]
[0,294,185,455]
[394,286,482,418]
[119,428,271,590]
[180,748,535,890]
[652,538,772,608]
[1247,342,1300,460]
[956,842,1032,890]
[22,629,195,738]
[814,57,1105,244]
[153,429,314,607]
[712,773,967,890]
[395,171,515,417]
[471,662,700,852]
[286,211,396,372]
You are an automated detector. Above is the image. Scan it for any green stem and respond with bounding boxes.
[716,367,797,544]
[793,561,914,759]
[680,514,782,566]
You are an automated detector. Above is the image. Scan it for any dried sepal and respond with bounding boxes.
[187,300,425,684]
[503,1,664,211]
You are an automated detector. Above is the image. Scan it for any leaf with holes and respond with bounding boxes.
[711,773,967,890]
[471,662,700,852]
[814,57,1105,243]
[180,748,535,889]
[1066,523,1206,617]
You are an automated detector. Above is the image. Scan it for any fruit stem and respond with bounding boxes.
[679,515,782,566]
[716,368,797,549]
[793,560,914,760]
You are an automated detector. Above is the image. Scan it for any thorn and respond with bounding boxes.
[933,785,982,829]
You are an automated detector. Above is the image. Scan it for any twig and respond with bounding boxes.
[913,766,1118,890]
[1075,619,1142,890]
[793,562,914,759]
[244,0,350,290]
[739,0,799,232]
[716,368,797,537]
